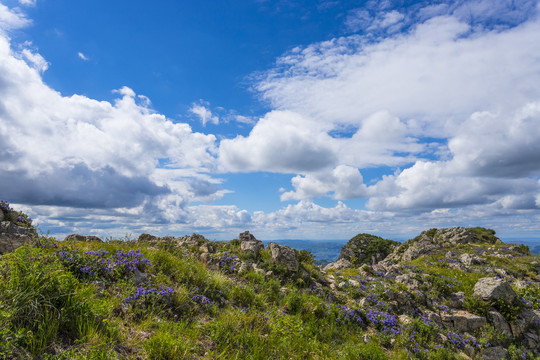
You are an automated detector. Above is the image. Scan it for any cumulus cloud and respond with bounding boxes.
[281,165,367,201]
[0,2,30,31]
[190,102,219,126]
[18,0,36,6]
[0,23,220,218]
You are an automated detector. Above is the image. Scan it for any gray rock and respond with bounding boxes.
[510,309,540,338]
[487,311,512,337]
[324,258,352,271]
[268,242,299,272]
[441,310,487,332]
[239,231,264,258]
[0,210,4,222]
[395,273,422,292]
[473,277,516,303]
[524,331,539,351]
[64,234,103,243]
[0,221,37,253]
[480,346,507,360]
[177,233,207,247]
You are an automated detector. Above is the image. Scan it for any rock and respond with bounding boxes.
[177,233,207,247]
[459,253,484,266]
[509,309,540,338]
[383,227,499,264]
[473,277,516,303]
[64,234,103,243]
[324,258,352,271]
[0,221,37,253]
[138,233,159,243]
[441,310,487,332]
[268,242,299,272]
[480,346,507,360]
[524,331,539,351]
[399,314,412,325]
[200,252,212,264]
[0,210,4,222]
[239,231,264,258]
[396,273,422,292]
[131,268,148,284]
[448,292,466,309]
[338,233,398,266]
[348,279,360,287]
[487,311,512,337]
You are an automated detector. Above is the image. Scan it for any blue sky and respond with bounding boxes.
[1,0,539,241]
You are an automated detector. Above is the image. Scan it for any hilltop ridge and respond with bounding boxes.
[0,201,539,359]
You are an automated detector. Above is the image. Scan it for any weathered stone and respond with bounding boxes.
[448,292,466,309]
[131,268,148,284]
[268,242,298,272]
[324,258,352,271]
[200,252,212,264]
[509,309,540,338]
[473,277,516,303]
[524,331,539,351]
[441,310,487,332]
[459,253,484,266]
[64,234,103,242]
[480,346,507,360]
[177,233,207,247]
[0,210,4,222]
[348,279,359,287]
[0,221,36,253]
[240,231,264,258]
[487,311,512,337]
[399,314,412,325]
[138,233,159,243]
[395,273,422,292]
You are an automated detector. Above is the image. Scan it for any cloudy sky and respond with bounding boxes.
[1,0,539,241]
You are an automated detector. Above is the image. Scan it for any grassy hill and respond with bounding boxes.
[0,203,539,359]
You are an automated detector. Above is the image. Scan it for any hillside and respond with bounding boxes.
[0,202,539,359]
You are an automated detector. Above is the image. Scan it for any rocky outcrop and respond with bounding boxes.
[324,258,352,271]
[383,227,501,265]
[440,310,487,332]
[473,277,517,303]
[64,234,103,243]
[338,233,398,266]
[0,221,37,253]
[239,231,264,258]
[267,242,298,272]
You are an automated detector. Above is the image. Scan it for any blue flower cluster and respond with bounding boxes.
[365,309,401,335]
[0,200,9,212]
[123,283,175,303]
[192,294,214,306]
[218,252,239,273]
[447,332,478,349]
[328,304,365,327]
[57,248,152,280]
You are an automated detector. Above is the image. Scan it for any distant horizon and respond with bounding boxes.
[1,0,539,240]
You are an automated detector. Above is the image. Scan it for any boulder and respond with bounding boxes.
[509,309,540,338]
[383,227,500,264]
[480,347,508,360]
[395,273,422,292]
[441,310,487,332]
[0,221,37,253]
[267,242,298,272]
[138,233,159,243]
[473,277,516,303]
[177,233,207,247]
[487,311,512,337]
[239,231,264,258]
[324,258,352,271]
[64,234,103,243]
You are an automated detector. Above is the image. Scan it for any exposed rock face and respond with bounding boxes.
[441,310,487,332]
[0,221,37,253]
[487,311,512,337]
[338,233,398,266]
[177,233,208,247]
[324,258,352,271]
[267,242,298,272]
[64,234,103,243]
[383,227,500,264]
[239,231,264,258]
[473,277,517,303]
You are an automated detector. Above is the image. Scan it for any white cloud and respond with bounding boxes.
[18,0,36,6]
[0,32,219,214]
[281,165,367,201]
[77,52,89,61]
[0,2,31,31]
[190,102,219,126]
